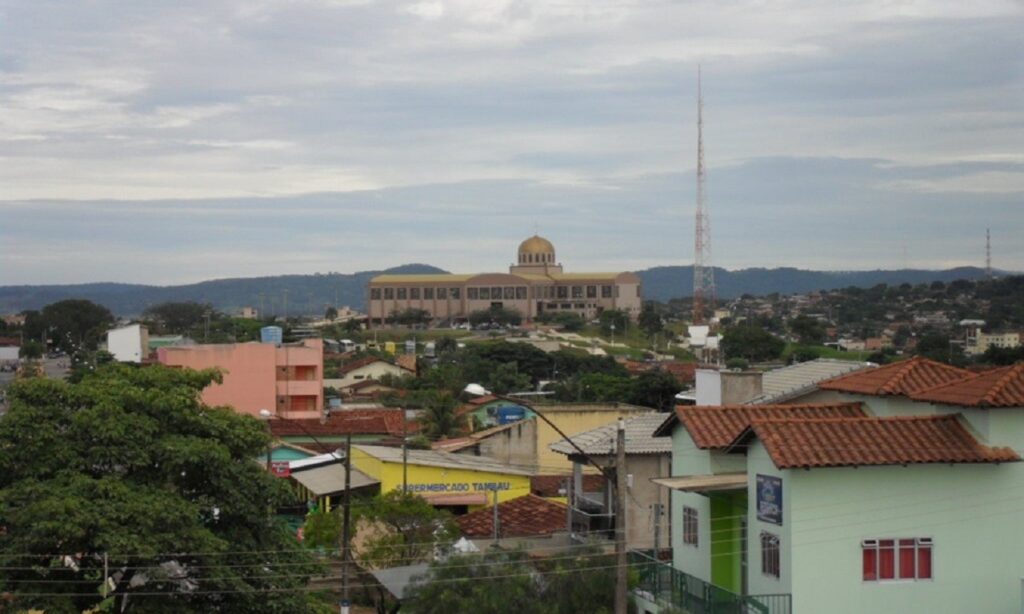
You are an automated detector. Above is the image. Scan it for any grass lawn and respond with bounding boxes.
[783,343,873,362]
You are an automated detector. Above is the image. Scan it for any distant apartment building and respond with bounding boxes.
[366,235,642,326]
[106,323,149,363]
[959,319,1021,356]
[157,338,323,420]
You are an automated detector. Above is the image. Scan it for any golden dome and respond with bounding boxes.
[518,235,555,255]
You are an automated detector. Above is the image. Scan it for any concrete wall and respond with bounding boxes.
[746,439,1024,614]
[590,453,671,550]
[158,339,322,419]
[536,404,655,474]
[107,324,148,363]
[472,419,538,471]
[670,427,715,584]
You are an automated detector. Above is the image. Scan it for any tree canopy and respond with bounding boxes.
[353,491,457,569]
[720,324,785,362]
[0,365,322,613]
[22,299,115,354]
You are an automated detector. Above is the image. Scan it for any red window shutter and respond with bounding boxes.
[918,545,932,579]
[879,540,895,580]
[898,540,916,579]
[862,547,877,581]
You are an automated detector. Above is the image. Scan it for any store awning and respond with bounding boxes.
[291,464,379,496]
[421,492,489,506]
[651,473,747,494]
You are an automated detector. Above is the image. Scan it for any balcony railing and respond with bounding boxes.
[629,551,791,614]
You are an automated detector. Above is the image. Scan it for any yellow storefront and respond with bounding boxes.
[351,444,532,511]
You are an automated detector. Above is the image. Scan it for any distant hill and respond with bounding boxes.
[0,264,1000,315]
[638,265,998,302]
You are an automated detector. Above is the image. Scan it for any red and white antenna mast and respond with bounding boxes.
[692,66,716,325]
[986,228,992,279]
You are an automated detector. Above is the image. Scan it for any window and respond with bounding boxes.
[516,287,527,300]
[410,287,420,300]
[557,286,568,299]
[761,532,780,578]
[424,287,434,300]
[450,287,461,299]
[467,288,478,300]
[572,286,583,298]
[437,287,447,299]
[370,288,382,300]
[587,285,597,298]
[491,287,502,299]
[862,539,931,581]
[682,507,698,546]
[479,287,490,300]
[601,285,613,298]
[383,288,394,300]
[397,287,407,300]
[504,286,515,299]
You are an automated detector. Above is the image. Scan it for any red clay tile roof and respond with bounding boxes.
[744,414,1020,469]
[395,354,418,374]
[455,494,568,538]
[661,362,697,384]
[269,409,408,437]
[658,403,865,448]
[530,474,606,497]
[467,394,499,406]
[338,356,411,375]
[910,364,1024,408]
[818,356,971,397]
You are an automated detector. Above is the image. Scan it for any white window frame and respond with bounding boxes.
[861,538,933,582]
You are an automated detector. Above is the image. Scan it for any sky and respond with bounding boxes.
[1,0,1022,285]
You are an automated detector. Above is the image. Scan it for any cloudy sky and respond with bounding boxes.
[1,0,1022,285]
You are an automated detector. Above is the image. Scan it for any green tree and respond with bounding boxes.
[789,315,826,345]
[18,340,43,360]
[0,364,322,613]
[325,306,339,321]
[468,306,523,328]
[638,302,663,337]
[720,324,785,362]
[916,333,965,366]
[434,336,459,355]
[143,301,212,334]
[486,362,531,395]
[353,491,457,569]
[302,508,342,551]
[599,309,629,336]
[419,391,460,439]
[389,308,431,327]
[405,550,544,614]
[24,299,115,354]
[628,370,682,410]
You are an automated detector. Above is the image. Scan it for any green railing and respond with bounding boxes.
[629,551,791,614]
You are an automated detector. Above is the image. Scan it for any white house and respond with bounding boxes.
[324,356,413,392]
[106,323,149,363]
[647,359,1024,614]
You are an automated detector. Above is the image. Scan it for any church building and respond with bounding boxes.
[366,235,642,326]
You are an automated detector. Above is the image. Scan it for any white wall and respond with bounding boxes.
[107,324,147,363]
[745,439,1024,614]
[0,346,18,361]
[696,369,721,406]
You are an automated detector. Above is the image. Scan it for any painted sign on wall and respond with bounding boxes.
[756,474,783,525]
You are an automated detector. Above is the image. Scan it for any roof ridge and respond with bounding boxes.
[983,364,1024,406]
[749,413,952,425]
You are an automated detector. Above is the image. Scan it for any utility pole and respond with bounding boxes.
[614,418,627,614]
[492,488,500,544]
[341,430,353,614]
[986,228,993,279]
[402,413,409,493]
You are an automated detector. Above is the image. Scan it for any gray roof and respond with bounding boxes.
[548,413,673,456]
[290,464,379,496]
[369,563,431,599]
[353,444,535,476]
[748,358,873,404]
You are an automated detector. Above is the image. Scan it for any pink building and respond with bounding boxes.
[157,339,323,420]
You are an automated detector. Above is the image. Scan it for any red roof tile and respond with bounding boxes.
[910,364,1024,408]
[338,356,411,375]
[745,414,1020,469]
[269,409,408,438]
[530,474,606,497]
[455,494,567,538]
[663,403,866,448]
[819,356,971,397]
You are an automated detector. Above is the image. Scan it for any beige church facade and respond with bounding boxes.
[367,235,642,326]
